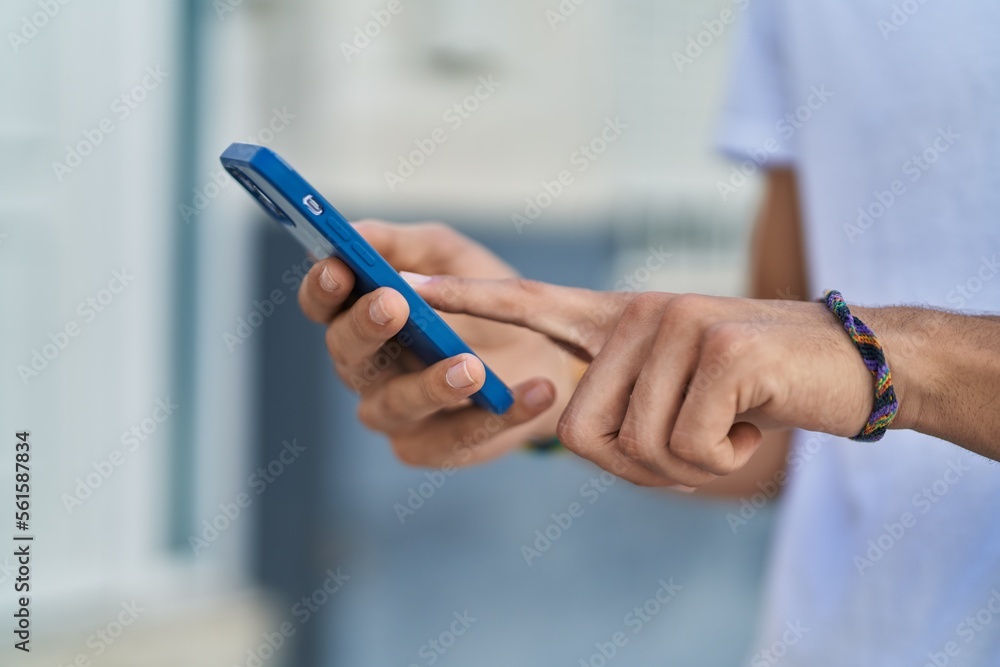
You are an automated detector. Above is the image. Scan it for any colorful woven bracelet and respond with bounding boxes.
[524,435,565,454]
[820,290,899,442]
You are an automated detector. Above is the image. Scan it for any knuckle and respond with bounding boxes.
[616,436,646,469]
[699,323,752,379]
[355,401,382,431]
[667,432,700,465]
[376,372,430,422]
[627,291,664,314]
[703,321,746,353]
[389,438,425,467]
[659,293,704,327]
[431,277,463,309]
[619,292,668,326]
[615,423,656,468]
[493,277,540,323]
[508,277,544,297]
[508,276,542,301]
[379,384,412,421]
[690,324,748,395]
[555,408,589,452]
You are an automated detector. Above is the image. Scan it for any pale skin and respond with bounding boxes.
[298,169,1000,491]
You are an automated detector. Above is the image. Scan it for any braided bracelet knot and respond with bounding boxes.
[822,290,900,442]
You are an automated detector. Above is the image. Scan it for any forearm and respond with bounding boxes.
[861,306,1000,459]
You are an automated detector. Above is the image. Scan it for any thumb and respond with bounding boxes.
[401,272,617,359]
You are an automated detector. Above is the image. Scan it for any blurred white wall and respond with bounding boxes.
[1,1,275,664]
[239,0,758,226]
[2,0,765,664]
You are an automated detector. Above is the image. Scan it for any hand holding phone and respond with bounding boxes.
[221,143,515,413]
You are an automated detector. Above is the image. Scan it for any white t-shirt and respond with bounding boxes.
[715,1,1000,665]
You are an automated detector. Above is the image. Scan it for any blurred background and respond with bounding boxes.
[1,0,773,665]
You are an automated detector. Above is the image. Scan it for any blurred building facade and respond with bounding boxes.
[2,0,768,665]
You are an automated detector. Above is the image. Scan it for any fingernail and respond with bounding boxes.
[400,271,432,285]
[369,294,391,325]
[523,384,553,409]
[446,360,475,389]
[320,266,340,292]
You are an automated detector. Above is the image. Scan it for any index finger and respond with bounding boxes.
[405,274,627,359]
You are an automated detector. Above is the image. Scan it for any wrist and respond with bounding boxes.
[852,306,934,433]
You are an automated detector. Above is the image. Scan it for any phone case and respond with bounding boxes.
[220,143,515,414]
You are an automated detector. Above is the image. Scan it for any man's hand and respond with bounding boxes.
[297,221,581,467]
[407,276,890,487]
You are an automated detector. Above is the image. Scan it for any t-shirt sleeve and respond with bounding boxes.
[715,0,796,167]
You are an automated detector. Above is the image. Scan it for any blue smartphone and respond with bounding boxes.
[220,143,514,414]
